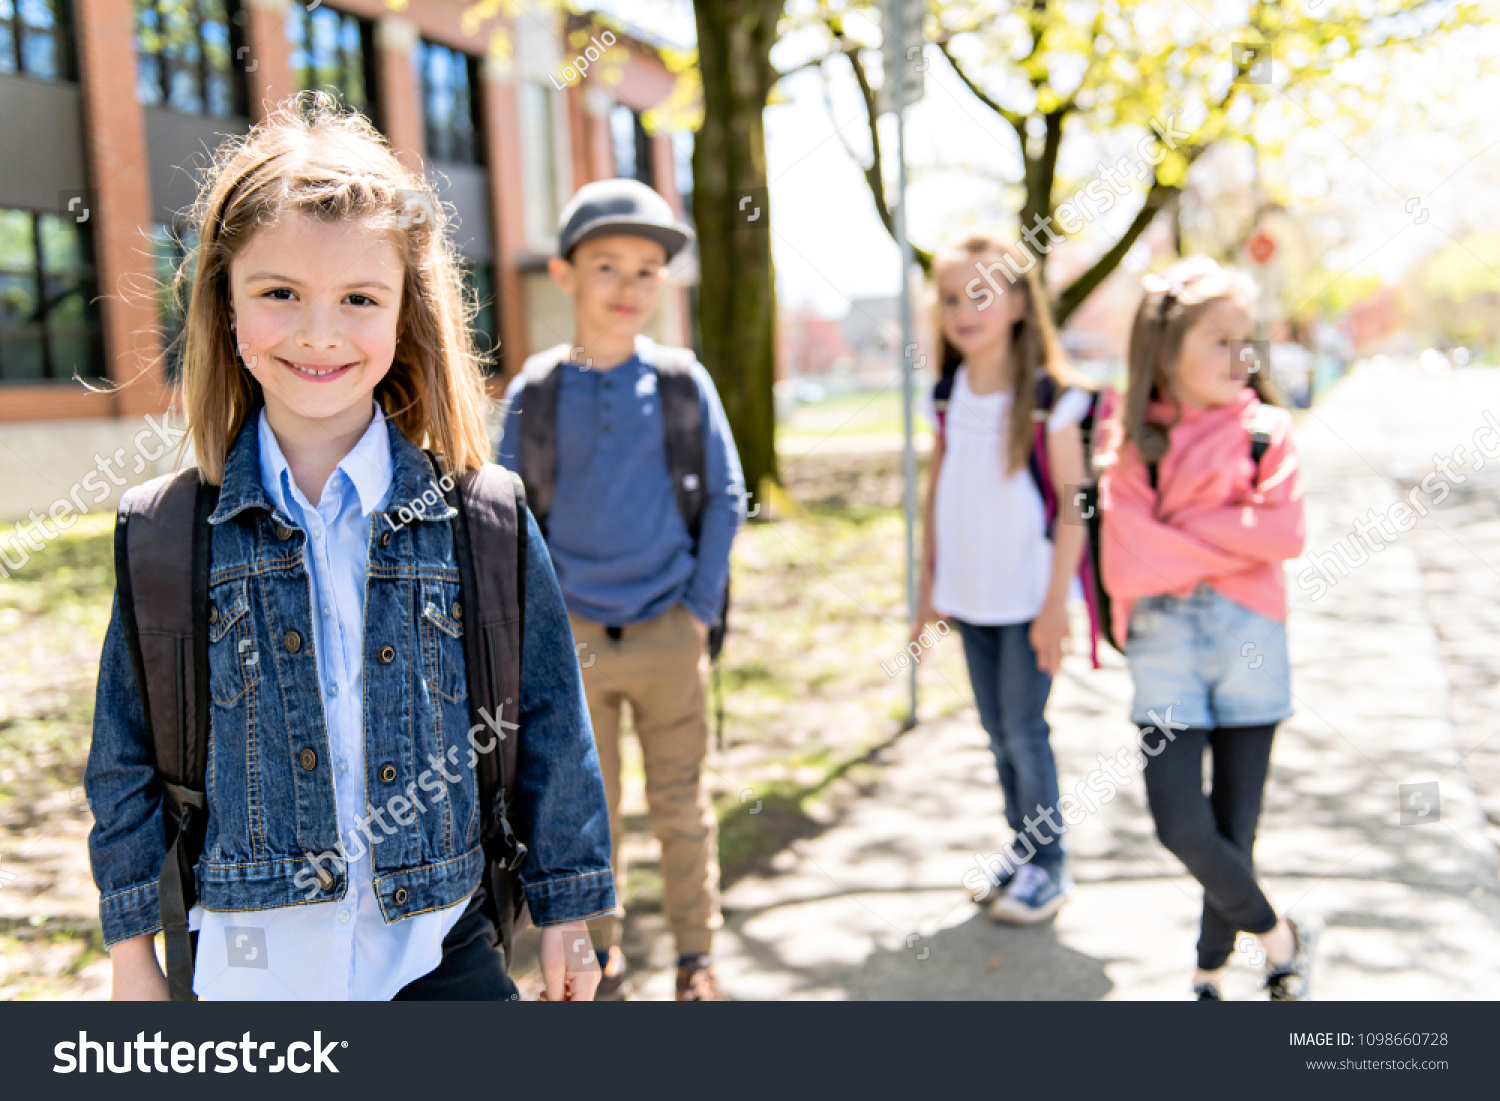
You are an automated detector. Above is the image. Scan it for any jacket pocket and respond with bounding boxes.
[419,579,468,703]
[207,577,259,706]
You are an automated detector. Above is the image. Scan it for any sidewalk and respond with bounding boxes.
[665,364,1500,1001]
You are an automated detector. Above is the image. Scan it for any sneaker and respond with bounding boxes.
[1264,914,1322,1001]
[596,946,628,997]
[1193,983,1223,1001]
[988,864,1070,924]
[970,862,1019,904]
[675,961,729,1001]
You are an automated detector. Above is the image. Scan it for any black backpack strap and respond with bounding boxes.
[651,348,708,544]
[115,468,216,1001]
[442,458,527,965]
[1033,372,1060,417]
[1147,427,1267,496]
[517,346,570,537]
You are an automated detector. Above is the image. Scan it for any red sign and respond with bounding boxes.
[1247,230,1276,265]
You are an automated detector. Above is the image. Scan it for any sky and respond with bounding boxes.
[583,1,1500,322]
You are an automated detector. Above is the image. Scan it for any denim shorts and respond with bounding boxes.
[1126,584,1292,730]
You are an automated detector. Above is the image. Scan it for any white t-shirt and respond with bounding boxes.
[926,367,1090,626]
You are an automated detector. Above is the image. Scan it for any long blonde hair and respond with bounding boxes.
[1123,256,1276,464]
[930,232,1088,474]
[170,92,491,484]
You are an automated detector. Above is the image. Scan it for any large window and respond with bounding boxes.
[610,104,653,188]
[150,224,197,385]
[0,0,75,80]
[464,262,498,375]
[414,40,480,164]
[134,0,244,117]
[285,3,376,122]
[0,209,102,384]
[519,82,559,249]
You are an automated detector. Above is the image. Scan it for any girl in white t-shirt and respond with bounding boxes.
[916,232,1094,923]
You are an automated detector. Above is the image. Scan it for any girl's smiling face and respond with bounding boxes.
[230,212,404,435]
[1167,294,1255,410]
[936,254,1027,359]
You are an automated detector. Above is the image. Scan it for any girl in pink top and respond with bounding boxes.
[1098,257,1316,1001]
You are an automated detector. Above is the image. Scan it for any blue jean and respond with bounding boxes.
[1126,585,1292,729]
[954,620,1064,871]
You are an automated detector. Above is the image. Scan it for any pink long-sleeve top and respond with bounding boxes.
[1098,388,1306,650]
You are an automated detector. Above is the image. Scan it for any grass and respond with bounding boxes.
[777,389,930,440]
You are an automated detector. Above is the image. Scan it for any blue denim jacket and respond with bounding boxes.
[86,415,615,948]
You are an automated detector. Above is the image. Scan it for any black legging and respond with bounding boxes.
[1141,723,1279,971]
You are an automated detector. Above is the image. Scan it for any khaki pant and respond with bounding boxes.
[572,603,721,957]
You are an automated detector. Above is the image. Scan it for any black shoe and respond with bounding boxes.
[1265,914,1322,1001]
[1193,983,1222,1001]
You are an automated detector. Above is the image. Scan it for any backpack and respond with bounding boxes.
[516,338,731,662]
[931,370,1115,667]
[1081,407,1276,655]
[113,458,528,1002]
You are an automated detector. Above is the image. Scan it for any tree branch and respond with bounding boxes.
[936,39,1023,128]
[835,29,932,273]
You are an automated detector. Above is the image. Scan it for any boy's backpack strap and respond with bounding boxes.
[654,359,707,544]
[114,468,217,1002]
[517,345,571,535]
[637,338,708,542]
[442,458,528,965]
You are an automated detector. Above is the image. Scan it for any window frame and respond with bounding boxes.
[284,2,379,125]
[133,0,247,118]
[0,0,77,81]
[0,207,104,385]
[609,103,654,189]
[414,38,483,166]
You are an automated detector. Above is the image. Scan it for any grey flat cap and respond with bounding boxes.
[558,177,694,261]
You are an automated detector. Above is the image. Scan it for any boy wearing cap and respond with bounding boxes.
[497,179,745,1001]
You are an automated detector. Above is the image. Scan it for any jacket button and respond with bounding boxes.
[284,629,302,653]
[451,601,462,621]
[380,763,397,783]
[378,645,395,664]
[316,868,334,892]
[299,747,317,771]
[275,524,293,541]
[393,887,408,905]
[207,605,218,625]
[379,530,392,548]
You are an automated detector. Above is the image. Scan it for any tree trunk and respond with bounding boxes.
[691,0,784,494]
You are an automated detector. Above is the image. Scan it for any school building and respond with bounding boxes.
[0,0,697,523]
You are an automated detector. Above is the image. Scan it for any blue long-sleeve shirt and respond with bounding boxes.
[497,342,744,627]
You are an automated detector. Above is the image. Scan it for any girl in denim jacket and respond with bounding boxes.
[86,95,613,1001]
[1099,257,1314,1000]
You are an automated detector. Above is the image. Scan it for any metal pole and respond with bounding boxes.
[892,6,918,732]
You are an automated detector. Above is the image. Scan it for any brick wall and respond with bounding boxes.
[72,0,165,418]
